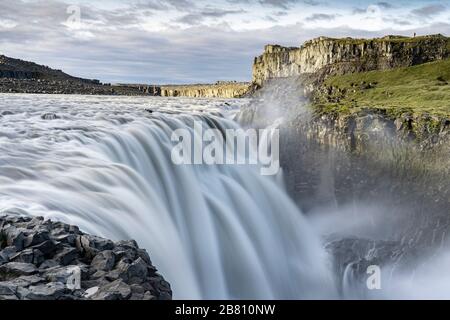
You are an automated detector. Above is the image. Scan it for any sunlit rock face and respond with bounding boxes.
[242,34,450,214]
[252,35,449,86]
[160,82,251,98]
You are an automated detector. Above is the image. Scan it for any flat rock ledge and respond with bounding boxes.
[0,214,172,300]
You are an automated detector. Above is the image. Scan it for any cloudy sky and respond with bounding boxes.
[1,0,449,84]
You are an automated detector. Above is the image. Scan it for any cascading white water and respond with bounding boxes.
[0,94,336,299]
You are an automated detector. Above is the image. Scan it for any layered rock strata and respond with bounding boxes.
[160,82,251,98]
[252,35,449,86]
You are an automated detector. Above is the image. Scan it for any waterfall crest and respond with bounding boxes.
[0,95,335,299]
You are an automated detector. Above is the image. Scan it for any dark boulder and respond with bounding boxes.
[10,248,44,265]
[40,113,60,120]
[0,262,38,279]
[3,226,26,250]
[91,279,132,300]
[24,282,66,300]
[53,247,78,266]
[91,250,115,272]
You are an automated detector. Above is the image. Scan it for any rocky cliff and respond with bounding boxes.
[252,34,450,86]
[240,34,450,215]
[160,82,251,98]
[244,35,450,295]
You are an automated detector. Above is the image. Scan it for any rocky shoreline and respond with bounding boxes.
[0,214,172,300]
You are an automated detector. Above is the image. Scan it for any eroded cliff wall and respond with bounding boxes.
[160,82,251,98]
[252,35,450,86]
[243,35,450,277]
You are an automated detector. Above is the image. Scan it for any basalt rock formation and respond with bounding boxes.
[242,35,450,191]
[241,37,450,298]
[0,214,172,300]
[252,34,449,87]
[240,35,450,267]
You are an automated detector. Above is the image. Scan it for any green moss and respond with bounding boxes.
[384,107,413,119]
[326,35,446,46]
[316,58,450,117]
[311,103,353,117]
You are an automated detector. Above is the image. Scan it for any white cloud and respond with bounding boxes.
[0,19,17,29]
[0,0,448,83]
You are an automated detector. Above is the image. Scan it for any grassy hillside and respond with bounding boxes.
[315,58,450,117]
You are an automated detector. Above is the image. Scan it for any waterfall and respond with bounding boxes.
[0,94,336,299]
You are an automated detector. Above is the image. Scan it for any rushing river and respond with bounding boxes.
[0,94,336,299]
[3,94,450,299]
